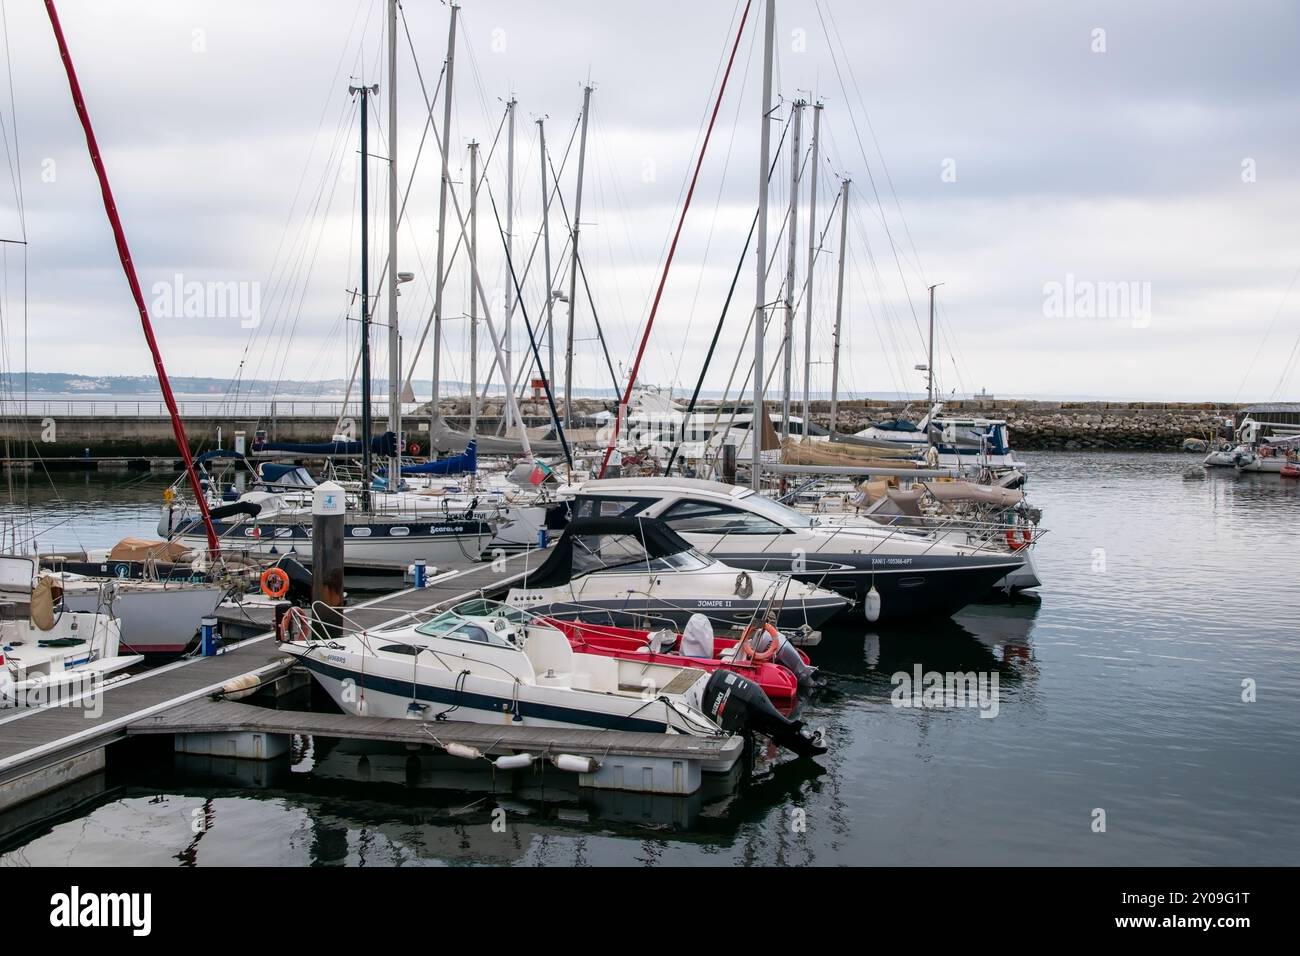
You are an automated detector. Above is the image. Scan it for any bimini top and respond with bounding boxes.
[522,516,710,589]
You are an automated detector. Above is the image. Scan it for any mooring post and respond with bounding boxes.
[311,480,346,640]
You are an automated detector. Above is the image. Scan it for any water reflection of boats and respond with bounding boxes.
[951,599,1040,664]
[809,598,1041,694]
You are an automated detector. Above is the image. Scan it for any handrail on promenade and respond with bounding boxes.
[0,399,413,419]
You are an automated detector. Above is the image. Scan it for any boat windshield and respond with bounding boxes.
[740,491,815,529]
[413,609,521,648]
[570,533,712,575]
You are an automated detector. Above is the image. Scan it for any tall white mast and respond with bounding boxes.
[752,0,775,489]
[781,99,804,441]
[565,84,593,429]
[801,102,821,438]
[426,116,532,457]
[429,3,458,447]
[468,140,479,438]
[829,178,850,434]
[538,117,556,390]
[927,282,938,407]
[386,0,401,481]
[503,97,517,431]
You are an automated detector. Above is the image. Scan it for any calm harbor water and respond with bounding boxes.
[2,452,1298,866]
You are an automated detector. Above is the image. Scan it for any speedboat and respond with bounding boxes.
[278,601,826,757]
[559,478,1025,621]
[504,515,850,634]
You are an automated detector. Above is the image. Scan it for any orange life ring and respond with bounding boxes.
[410,442,422,455]
[1019,527,1033,546]
[277,606,310,643]
[740,622,781,662]
[1005,529,1027,552]
[260,567,290,599]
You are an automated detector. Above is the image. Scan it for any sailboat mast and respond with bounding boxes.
[927,282,937,407]
[751,0,775,490]
[386,0,400,483]
[352,83,378,512]
[566,85,593,429]
[468,140,480,437]
[42,0,220,553]
[503,98,516,432]
[538,117,555,391]
[429,3,458,449]
[829,178,850,434]
[802,101,821,437]
[781,99,804,441]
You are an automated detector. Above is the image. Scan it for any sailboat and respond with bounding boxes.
[161,64,504,568]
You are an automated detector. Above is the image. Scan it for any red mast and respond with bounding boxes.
[44,0,219,554]
[597,0,753,478]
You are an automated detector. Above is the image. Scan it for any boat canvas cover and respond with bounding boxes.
[427,416,564,457]
[108,537,193,562]
[885,489,925,516]
[259,463,317,487]
[921,481,1024,507]
[757,401,781,451]
[391,441,477,476]
[251,431,398,458]
[521,516,701,589]
[829,432,922,456]
[782,438,922,469]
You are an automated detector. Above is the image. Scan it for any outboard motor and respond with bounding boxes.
[701,670,826,758]
[273,555,314,604]
[746,625,818,687]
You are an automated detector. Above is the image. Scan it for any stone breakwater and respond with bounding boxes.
[810,400,1242,451]
[422,397,1246,452]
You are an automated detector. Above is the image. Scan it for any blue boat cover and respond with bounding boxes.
[379,441,477,477]
[252,431,398,458]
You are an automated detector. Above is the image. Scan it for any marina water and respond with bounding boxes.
[3,451,1298,865]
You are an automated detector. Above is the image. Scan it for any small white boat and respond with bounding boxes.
[0,556,138,709]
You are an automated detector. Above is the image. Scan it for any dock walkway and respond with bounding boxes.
[130,698,740,765]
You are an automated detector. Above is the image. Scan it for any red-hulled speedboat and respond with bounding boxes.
[543,615,814,712]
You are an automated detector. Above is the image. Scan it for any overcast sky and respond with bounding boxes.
[1,0,1298,401]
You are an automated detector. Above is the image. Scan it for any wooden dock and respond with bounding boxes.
[1,547,726,816]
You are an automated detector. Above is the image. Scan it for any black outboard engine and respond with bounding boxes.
[273,555,314,603]
[748,627,817,687]
[701,670,826,758]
